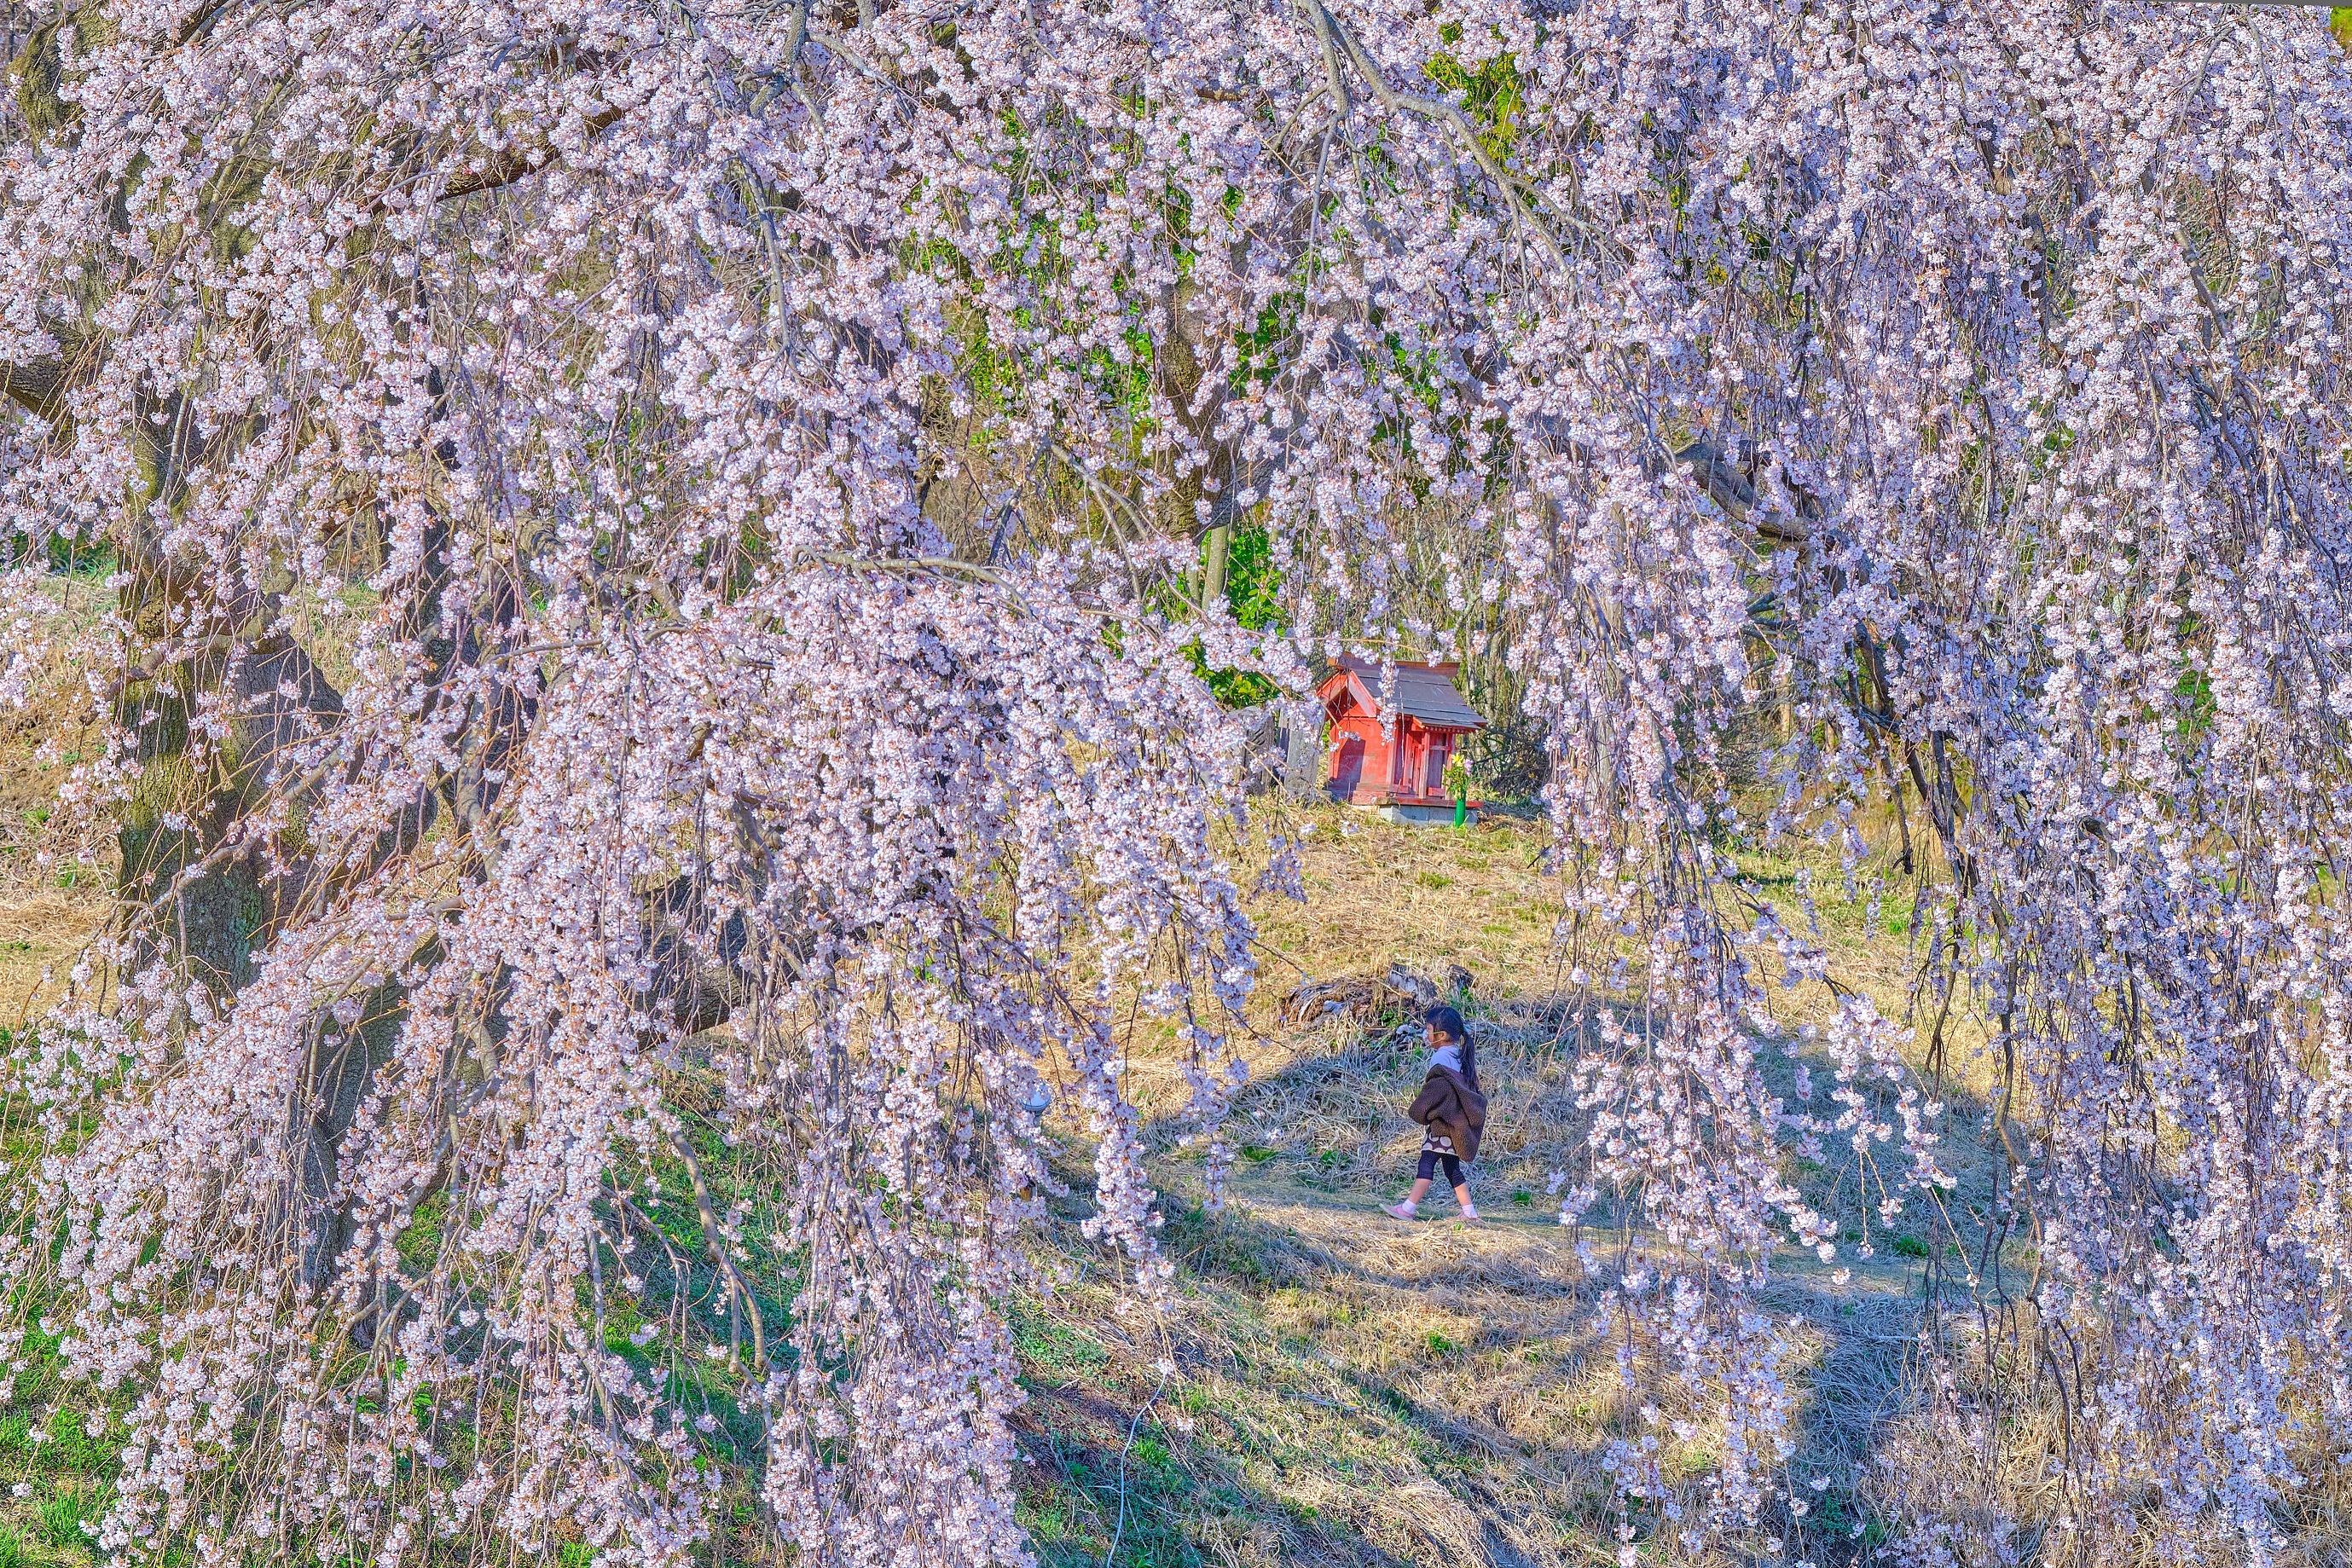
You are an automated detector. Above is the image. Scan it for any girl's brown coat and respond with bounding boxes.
[1407,1067,1486,1161]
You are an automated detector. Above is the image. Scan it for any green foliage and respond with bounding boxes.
[1217,526,1281,633]
[1231,290,1304,396]
[1425,26,1523,166]
[38,1490,93,1552]
[1018,1463,1203,1568]
[1154,1201,1287,1289]
[395,1190,449,1270]
[41,1407,109,1478]
[1185,524,1284,708]
[1010,1301,1110,1375]
[1083,327,1158,428]
[45,536,113,580]
[2173,654,2216,742]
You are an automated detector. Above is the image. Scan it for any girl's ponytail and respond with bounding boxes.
[1424,1003,1475,1090]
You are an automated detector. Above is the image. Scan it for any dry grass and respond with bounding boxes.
[0,599,2288,1567]
[1248,805,1573,1004]
[0,888,103,1026]
[1028,795,2352,1567]
[0,690,2003,1567]
[0,581,109,1023]
[999,798,2015,1565]
[1016,1097,1927,1566]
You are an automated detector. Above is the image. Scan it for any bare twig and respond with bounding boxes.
[1104,1363,1172,1568]
[668,1125,768,1371]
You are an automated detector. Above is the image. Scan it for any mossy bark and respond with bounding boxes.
[116,745,264,993]
[1202,522,1231,609]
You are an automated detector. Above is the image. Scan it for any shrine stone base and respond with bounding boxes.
[1369,802,1478,827]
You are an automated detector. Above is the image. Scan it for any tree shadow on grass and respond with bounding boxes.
[1040,986,2020,1567]
[1017,1176,1613,1566]
[1011,1382,1409,1568]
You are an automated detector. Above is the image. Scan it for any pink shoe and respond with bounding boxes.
[1386,1201,1417,1220]
[1457,1206,1480,1223]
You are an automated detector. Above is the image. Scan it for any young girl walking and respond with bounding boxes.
[1388,1004,1485,1221]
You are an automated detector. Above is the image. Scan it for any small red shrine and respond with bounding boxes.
[1318,656,1486,819]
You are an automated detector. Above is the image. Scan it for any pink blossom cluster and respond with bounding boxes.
[0,0,2344,1560]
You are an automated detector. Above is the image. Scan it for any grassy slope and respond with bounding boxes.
[1,704,2013,1567]
[1007,802,2004,1568]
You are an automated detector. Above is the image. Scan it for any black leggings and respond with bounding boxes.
[1416,1149,1467,1189]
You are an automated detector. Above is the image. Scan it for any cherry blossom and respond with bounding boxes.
[0,0,2346,1560]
